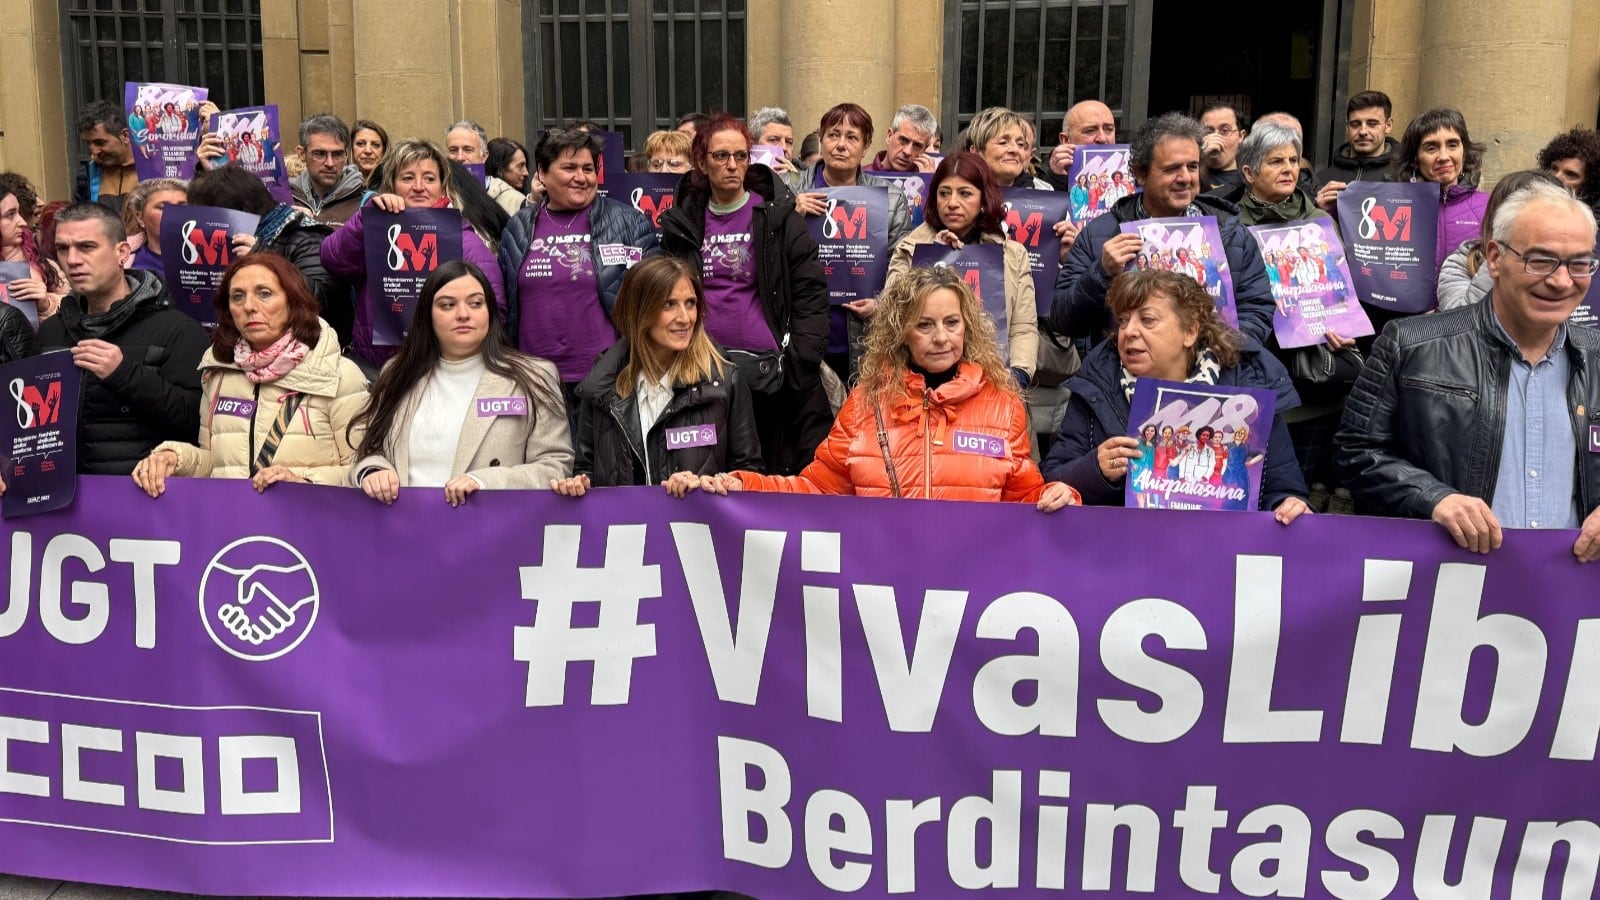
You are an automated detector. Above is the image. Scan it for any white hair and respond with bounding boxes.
[1492,180,1597,245]
[889,104,938,138]
[1237,122,1303,175]
[445,119,489,153]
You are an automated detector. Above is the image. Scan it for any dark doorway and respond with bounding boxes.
[1145,0,1328,163]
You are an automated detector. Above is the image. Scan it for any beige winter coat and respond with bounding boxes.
[885,224,1040,378]
[154,323,369,484]
[349,357,573,489]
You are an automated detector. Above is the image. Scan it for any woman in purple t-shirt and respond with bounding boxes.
[497,128,659,419]
[658,115,833,476]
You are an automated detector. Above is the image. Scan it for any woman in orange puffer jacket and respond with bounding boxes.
[698,265,1079,509]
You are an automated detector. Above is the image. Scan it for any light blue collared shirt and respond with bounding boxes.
[1490,310,1580,529]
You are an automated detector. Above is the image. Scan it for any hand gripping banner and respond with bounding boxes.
[1,479,1598,898]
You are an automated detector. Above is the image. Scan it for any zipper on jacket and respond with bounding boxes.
[246,383,262,473]
[607,404,650,485]
[922,390,933,500]
[1399,377,1480,402]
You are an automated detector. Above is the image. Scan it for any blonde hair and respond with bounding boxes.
[858,266,1015,407]
[123,177,187,236]
[611,255,727,397]
[378,139,463,209]
[964,106,1027,154]
[642,130,692,162]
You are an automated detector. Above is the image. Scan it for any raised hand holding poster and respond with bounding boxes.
[1067,144,1136,224]
[160,205,262,325]
[363,208,464,346]
[125,82,208,181]
[208,105,290,203]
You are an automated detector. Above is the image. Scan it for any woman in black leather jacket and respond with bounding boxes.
[552,254,763,495]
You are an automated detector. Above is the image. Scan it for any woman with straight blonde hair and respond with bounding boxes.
[698,265,1078,508]
[552,254,763,495]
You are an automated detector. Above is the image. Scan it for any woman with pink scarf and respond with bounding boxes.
[131,252,369,496]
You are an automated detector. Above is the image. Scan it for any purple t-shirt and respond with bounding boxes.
[517,206,615,383]
[701,196,777,351]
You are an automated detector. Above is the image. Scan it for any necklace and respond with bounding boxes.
[543,205,585,233]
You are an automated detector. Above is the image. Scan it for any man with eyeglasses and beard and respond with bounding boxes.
[290,114,367,227]
[1338,181,1600,561]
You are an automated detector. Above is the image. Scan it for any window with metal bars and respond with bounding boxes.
[524,0,746,153]
[61,0,264,170]
[943,0,1136,141]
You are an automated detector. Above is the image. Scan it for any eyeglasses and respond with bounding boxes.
[707,150,750,165]
[1202,126,1238,137]
[1499,243,1600,278]
[307,150,348,162]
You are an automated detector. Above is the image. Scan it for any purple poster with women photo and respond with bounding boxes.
[0,351,80,517]
[363,207,464,346]
[911,241,1009,358]
[1122,216,1237,329]
[598,172,678,234]
[4,481,1600,899]
[1126,378,1274,511]
[865,171,934,229]
[805,185,891,305]
[1336,180,1441,313]
[208,105,290,203]
[0,262,39,329]
[1002,187,1074,317]
[160,205,262,325]
[1067,144,1136,224]
[124,82,207,181]
[1248,219,1375,349]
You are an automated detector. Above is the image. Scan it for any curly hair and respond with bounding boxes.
[1537,127,1600,206]
[857,266,1015,408]
[1107,269,1241,371]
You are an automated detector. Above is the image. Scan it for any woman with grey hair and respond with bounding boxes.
[1217,121,1325,227]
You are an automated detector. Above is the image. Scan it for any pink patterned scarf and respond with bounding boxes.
[235,331,310,384]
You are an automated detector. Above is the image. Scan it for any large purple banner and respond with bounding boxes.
[1247,219,1375,349]
[0,352,79,517]
[1336,181,1441,313]
[160,205,263,325]
[363,207,464,346]
[1001,188,1074,318]
[3,480,1600,899]
[124,82,207,182]
[804,185,891,305]
[598,172,679,234]
[208,105,291,204]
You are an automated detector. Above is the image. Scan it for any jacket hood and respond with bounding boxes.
[199,318,350,398]
[58,268,175,340]
[292,165,368,207]
[1331,138,1400,169]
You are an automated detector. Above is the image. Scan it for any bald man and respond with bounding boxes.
[1046,100,1118,184]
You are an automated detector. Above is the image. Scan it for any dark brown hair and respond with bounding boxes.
[210,252,323,361]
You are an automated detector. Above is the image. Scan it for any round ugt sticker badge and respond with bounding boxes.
[199,536,321,661]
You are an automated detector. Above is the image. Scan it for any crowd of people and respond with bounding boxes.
[3,86,1600,560]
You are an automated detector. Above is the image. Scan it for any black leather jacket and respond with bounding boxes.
[573,338,765,485]
[1336,299,1600,519]
[0,303,36,365]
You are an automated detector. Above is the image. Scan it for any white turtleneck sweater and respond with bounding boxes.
[407,355,486,486]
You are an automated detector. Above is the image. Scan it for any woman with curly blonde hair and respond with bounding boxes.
[698,265,1079,508]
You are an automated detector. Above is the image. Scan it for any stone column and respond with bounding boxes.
[0,0,70,200]
[778,0,896,142]
[1347,0,1425,125]
[1419,0,1573,182]
[350,0,520,147]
